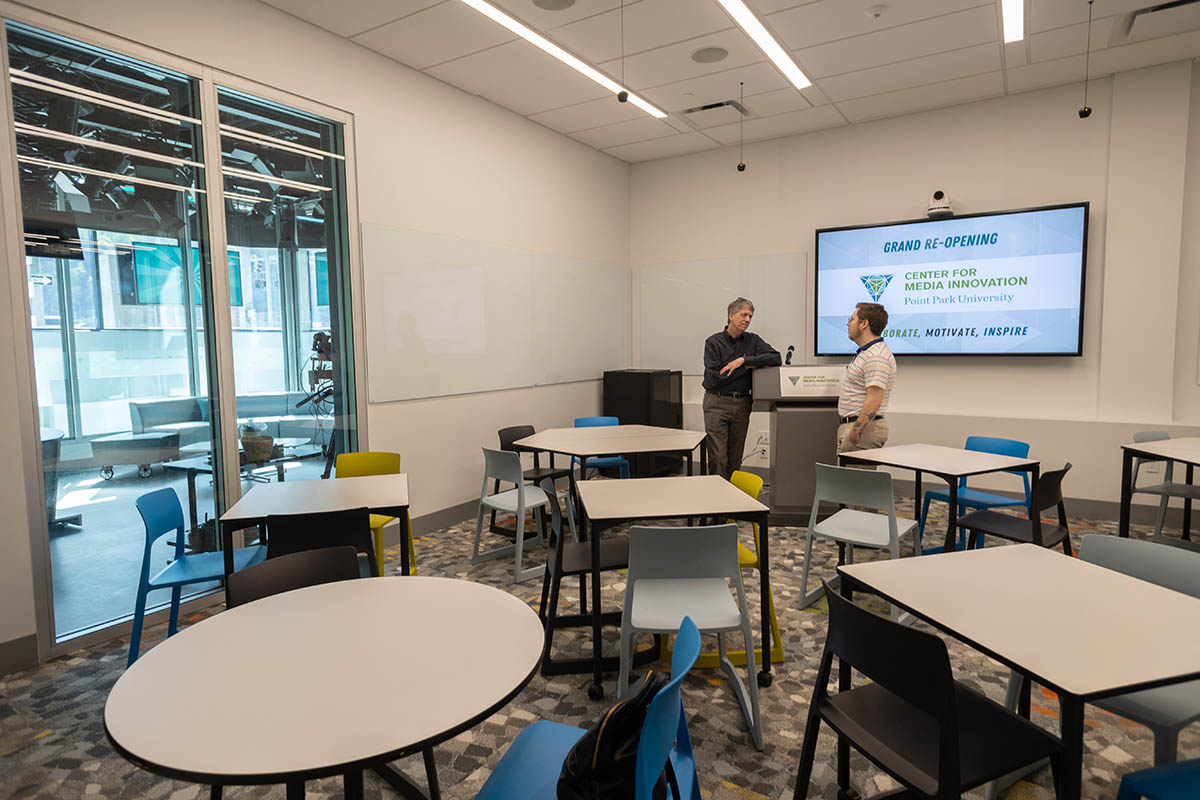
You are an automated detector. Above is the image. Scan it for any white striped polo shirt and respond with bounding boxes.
[837,338,897,418]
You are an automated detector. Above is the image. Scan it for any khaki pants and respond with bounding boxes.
[836,418,889,468]
[703,392,752,481]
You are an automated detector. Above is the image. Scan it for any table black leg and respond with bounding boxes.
[1185,465,1194,541]
[1029,463,1040,522]
[836,579,859,800]
[221,521,235,584]
[423,747,441,800]
[913,470,923,549]
[375,762,435,800]
[757,510,772,687]
[276,463,285,482]
[686,451,693,476]
[400,506,412,576]
[209,786,222,800]
[1059,693,1085,800]
[589,516,604,700]
[286,780,304,799]
[186,468,200,537]
[1119,450,1133,538]
[944,479,958,553]
[343,768,363,800]
[700,440,708,476]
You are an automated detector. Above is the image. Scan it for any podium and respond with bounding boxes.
[752,366,842,523]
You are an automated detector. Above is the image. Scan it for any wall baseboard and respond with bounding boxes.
[0,633,37,678]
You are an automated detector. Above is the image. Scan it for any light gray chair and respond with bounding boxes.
[1130,431,1200,541]
[617,524,763,751]
[471,448,549,583]
[800,463,919,615]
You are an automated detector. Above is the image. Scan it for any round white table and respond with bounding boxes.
[105,577,544,799]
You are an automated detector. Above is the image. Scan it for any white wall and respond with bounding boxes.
[631,62,1200,503]
[0,0,629,654]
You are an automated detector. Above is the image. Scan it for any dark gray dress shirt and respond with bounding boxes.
[702,330,781,394]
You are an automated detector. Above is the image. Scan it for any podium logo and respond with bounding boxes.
[860,274,894,302]
[788,376,800,386]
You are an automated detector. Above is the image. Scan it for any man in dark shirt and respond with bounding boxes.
[702,297,781,482]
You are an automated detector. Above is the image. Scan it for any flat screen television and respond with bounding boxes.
[813,202,1088,356]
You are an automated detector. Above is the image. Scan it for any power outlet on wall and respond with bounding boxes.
[1144,461,1163,474]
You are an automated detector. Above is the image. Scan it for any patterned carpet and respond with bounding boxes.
[1,497,1195,800]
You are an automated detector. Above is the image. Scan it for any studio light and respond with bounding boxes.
[714,0,811,91]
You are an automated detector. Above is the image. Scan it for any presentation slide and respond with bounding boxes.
[814,204,1087,356]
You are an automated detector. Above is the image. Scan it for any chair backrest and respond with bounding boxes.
[265,507,379,577]
[1032,462,1072,515]
[539,477,564,541]
[635,616,701,800]
[1079,534,1200,599]
[481,447,525,487]
[627,524,740,583]
[810,462,897,513]
[335,451,401,479]
[575,416,619,428]
[135,487,187,561]
[963,436,1032,496]
[498,425,535,451]
[730,470,764,500]
[226,545,361,608]
[1131,431,1171,485]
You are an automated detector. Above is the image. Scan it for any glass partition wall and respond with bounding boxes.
[7,21,358,644]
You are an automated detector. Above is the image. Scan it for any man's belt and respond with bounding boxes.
[709,390,750,399]
[839,414,885,424]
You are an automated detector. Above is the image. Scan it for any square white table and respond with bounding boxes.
[219,473,411,586]
[554,475,771,700]
[1119,437,1200,543]
[839,544,1200,800]
[838,443,1040,553]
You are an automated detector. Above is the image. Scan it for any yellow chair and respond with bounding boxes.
[334,452,417,576]
[660,469,785,669]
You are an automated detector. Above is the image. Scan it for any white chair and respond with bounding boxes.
[617,524,763,751]
[799,463,919,617]
[1130,431,1200,541]
[472,448,548,583]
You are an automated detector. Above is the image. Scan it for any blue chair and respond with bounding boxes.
[572,416,631,479]
[474,616,702,800]
[1118,759,1200,799]
[128,488,266,666]
[918,435,1031,552]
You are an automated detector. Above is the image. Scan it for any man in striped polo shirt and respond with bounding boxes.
[837,302,896,456]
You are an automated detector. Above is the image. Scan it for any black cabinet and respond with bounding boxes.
[603,369,683,477]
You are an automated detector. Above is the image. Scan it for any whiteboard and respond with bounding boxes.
[638,253,806,375]
[362,223,630,401]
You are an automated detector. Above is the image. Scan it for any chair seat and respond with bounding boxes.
[559,536,629,575]
[924,487,1027,509]
[1117,758,1200,800]
[150,545,266,588]
[813,509,918,549]
[956,509,1069,547]
[821,681,1062,797]
[737,541,758,568]
[481,485,550,513]
[1134,482,1200,500]
[631,578,742,631]
[474,719,585,800]
[524,465,570,483]
[575,455,628,469]
[1095,680,1200,730]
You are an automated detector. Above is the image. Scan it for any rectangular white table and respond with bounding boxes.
[1119,437,1200,543]
[554,475,771,699]
[839,544,1200,800]
[838,443,1040,553]
[219,473,411,585]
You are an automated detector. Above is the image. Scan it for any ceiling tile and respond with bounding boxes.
[1030,18,1115,64]
[602,28,765,91]
[820,42,1000,102]
[603,131,720,162]
[425,38,611,115]
[836,71,1004,123]
[528,94,647,134]
[260,0,443,38]
[800,83,831,105]
[705,103,845,144]
[1004,40,1028,68]
[570,116,679,149]
[1090,28,1200,75]
[766,0,985,51]
[1004,54,1086,94]
[1029,0,1146,34]
[639,62,786,112]
[488,0,619,34]
[352,2,515,70]
[552,0,734,64]
[743,86,811,117]
[748,0,820,15]
[796,5,999,78]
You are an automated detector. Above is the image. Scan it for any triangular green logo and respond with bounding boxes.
[788,376,800,385]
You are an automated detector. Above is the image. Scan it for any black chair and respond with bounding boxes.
[793,582,1063,800]
[226,546,361,608]
[489,425,571,539]
[265,507,379,577]
[957,463,1074,555]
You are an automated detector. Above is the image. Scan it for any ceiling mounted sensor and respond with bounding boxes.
[531,0,574,9]
[1079,0,1094,119]
[617,0,628,103]
[691,46,729,64]
[1111,0,1200,44]
[866,4,887,20]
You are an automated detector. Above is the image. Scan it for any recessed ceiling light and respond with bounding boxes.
[532,0,575,10]
[458,0,667,118]
[1001,0,1024,43]
[714,0,811,91]
[691,46,729,64]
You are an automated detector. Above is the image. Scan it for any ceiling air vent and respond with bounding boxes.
[1110,0,1200,45]
[680,99,749,129]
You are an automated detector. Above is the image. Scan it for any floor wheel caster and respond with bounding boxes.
[757,671,773,687]
[587,683,604,700]
[100,467,114,480]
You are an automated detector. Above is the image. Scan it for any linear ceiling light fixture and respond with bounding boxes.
[457,0,666,118]
[714,0,810,90]
[1000,0,1024,43]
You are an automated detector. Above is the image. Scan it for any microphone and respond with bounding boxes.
[785,345,794,365]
